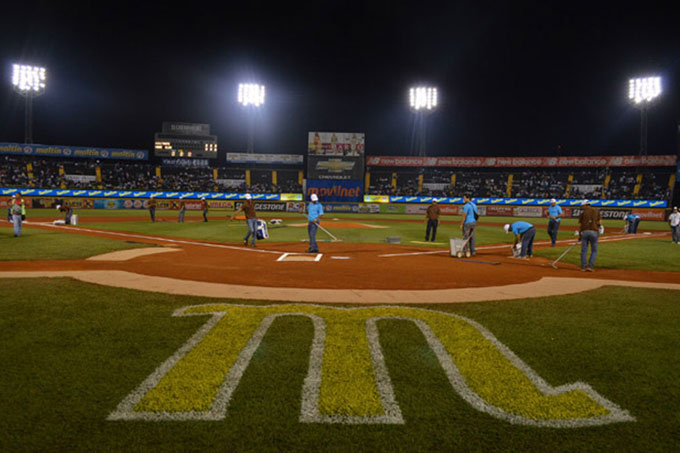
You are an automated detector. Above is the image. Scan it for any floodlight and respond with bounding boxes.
[628,76,661,104]
[12,64,46,93]
[409,86,438,111]
[238,83,266,107]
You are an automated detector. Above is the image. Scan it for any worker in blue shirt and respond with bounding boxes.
[504,221,536,258]
[625,212,640,234]
[547,198,562,247]
[460,194,478,256]
[306,193,324,253]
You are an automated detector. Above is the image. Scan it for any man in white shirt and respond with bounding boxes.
[669,207,680,244]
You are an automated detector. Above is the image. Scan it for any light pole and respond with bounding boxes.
[628,76,662,156]
[237,83,265,153]
[12,64,47,144]
[408,86,438,156]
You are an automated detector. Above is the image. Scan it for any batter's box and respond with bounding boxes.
[277,253,323,262]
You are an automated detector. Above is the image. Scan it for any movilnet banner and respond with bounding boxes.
[365,155,677,168]
[306,180,363,202]
[0,142,148,160]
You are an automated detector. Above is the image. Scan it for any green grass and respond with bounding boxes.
[0,278,678,452]
[534,238,680,272]
[1,225,153,260]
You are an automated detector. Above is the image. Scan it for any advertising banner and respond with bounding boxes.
[64,175,97,183]
[0,142,148,160]
[632,209,666,220]
[485,206,515,216]
[161,158,210,167]
[307,132,365,181]
[322,203,360,213]
[570,208,629,220]
[513,206,544,217]
[0,187,302,201]
[234,201,287,212]
[379,204,406,214]
[405,204,460,215]
[306,180,363,202]
[226,153,303,165]
[365,155,677,168]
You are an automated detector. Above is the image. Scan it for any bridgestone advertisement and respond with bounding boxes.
[234,201,287,212]
[570,208,629,220]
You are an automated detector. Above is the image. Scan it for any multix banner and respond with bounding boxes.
[0,142,148,160]
[0,187,302,201]
[365,155,677,168]
[363,195,668,208]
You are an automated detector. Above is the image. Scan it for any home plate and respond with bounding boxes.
[277,253,322,262]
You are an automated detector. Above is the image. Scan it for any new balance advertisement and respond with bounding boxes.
[307,132,365,181]
[306,180,363,202]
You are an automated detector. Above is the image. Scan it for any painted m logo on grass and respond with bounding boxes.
[108,304,633,427]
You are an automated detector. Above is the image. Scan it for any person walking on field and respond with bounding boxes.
[201,197,209,222]
[504,221,535,259]
[11,197,22,237]
[306,193,324,253]
[579,200,602,272]
[669,206,680,244]
[547,198,562,247]
[148,196,156,222]
[460,195,478,256]
[177,198,186,223]
[425,199,440,242]
[232,194,258,247]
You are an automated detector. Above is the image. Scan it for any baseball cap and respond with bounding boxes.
[433,198,438,203]
[311,193,319,202]
[244,193,252,200]
[550,198,556,203]
[674,206,678,211]
[582,200,590,206]
[504,224,510,234]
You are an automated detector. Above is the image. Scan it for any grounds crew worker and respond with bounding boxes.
[201,197,209,222]
[578,200,602,272]
[668,206,680,244]
[177,198,186,223]
[148,196,156,222]
[504,221,535,259]
[461,194,478,256]
[306,193,323,253]
[11,197,22,237]
[547,198,562,247]
[425,199,440,242]
[232,194,258,247]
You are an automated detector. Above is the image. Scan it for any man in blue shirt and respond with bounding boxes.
[625,212,640,234]
[504,221,535,258]
[460,195,478,256]
[547,198,562,247]
[306,193,324,253]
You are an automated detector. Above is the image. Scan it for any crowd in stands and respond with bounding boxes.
[366,165,674,200]
[1,154,673,200]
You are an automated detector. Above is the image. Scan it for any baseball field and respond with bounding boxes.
[2,208,679,452]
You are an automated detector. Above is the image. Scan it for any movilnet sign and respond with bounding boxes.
[306,180,363,202]
[366,155,677,168]
[0,142,148,160]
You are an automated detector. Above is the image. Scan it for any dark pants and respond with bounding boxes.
[178,209,185,223]
[65,208,73,225]
[547,219,560,245]
[671,225,679,243]
[581,230,599,269]
[425,219,438,241]
[149,207,156,222]
[308,221,319,252]
[520,227,536,257]
[203,209,208,222]
[463,222,476,254]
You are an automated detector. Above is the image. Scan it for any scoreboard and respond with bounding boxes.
[154,122,218,159]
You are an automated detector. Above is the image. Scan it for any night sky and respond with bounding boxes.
[1,1,679,159]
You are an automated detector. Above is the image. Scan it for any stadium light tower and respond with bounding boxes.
[12,64,47,144]
[408,86,438,156]
[238,83,266,153]
[628,76,662,156]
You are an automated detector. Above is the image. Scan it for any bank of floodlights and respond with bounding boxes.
[409,86,438,111]
[12,64,46,94]
[238,83,266,107]
[628,76,661,104]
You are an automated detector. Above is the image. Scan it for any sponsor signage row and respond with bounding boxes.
[226,153,304,165]
[364,195,668,208]
[366,155,677,168]
[1,187,303,201]
[0,142,148,160]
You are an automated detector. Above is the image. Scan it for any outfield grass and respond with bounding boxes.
[0,278,678,452]
[1,225,153,260]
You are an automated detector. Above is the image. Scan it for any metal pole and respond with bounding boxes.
[25,94,33,144]
[639,105,648,156]
[246,109,254,154]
